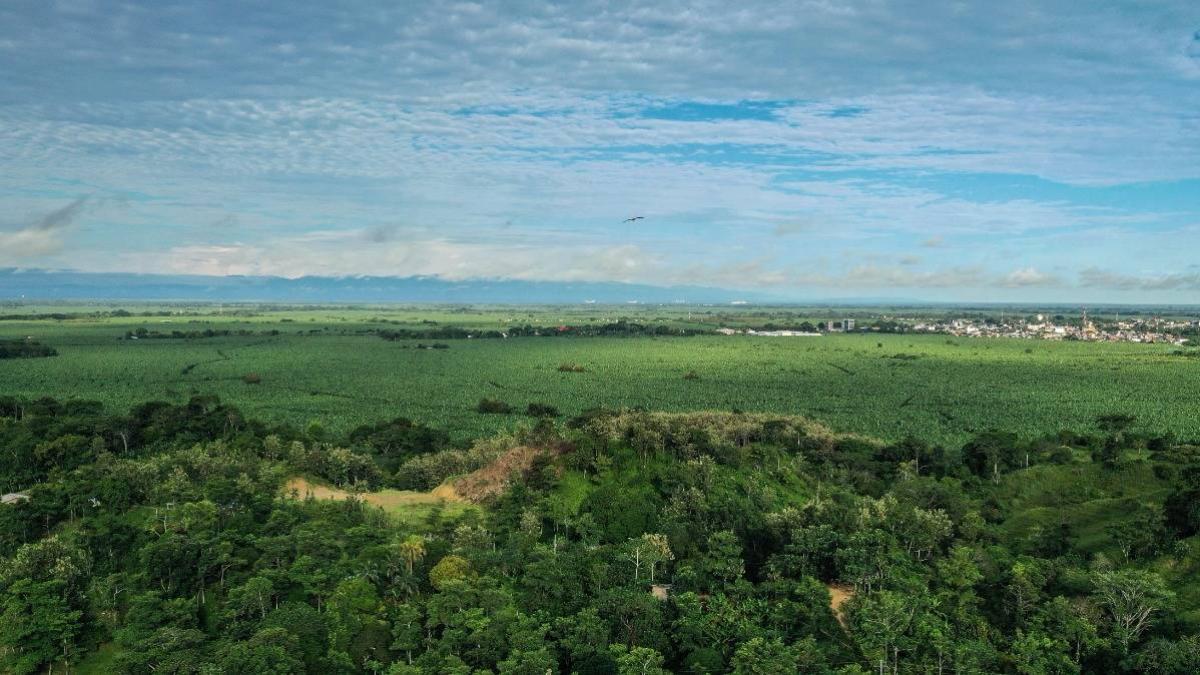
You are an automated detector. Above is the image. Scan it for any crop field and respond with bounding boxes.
[3,305,1199,444]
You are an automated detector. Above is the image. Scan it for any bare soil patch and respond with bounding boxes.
[827,583,854,627]
[452,445,548,502]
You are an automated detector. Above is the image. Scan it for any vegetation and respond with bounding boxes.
[0,391,1197,673]
[0,340,56,359]
[476,398,514,415]
[2,304,1199,673]
[5,305,1200,444]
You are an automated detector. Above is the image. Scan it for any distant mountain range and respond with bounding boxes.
[0,269,785,304]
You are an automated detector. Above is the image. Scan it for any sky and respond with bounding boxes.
[1,1,1199,303]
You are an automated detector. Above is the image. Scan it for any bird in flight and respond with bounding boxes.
[622,216,644,223]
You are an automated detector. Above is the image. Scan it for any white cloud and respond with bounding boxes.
[1002,267,1061,287]
[0,198,88,263]
[1078,268,1200,291]
[0,228,65,261]
[145,235,665,284]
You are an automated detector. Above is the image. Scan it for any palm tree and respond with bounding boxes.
[397,535,426,576]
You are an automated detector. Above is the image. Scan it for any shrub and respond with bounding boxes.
[525,403,560,418]
[0,340,57,359]
[476,398,513,414]
[1048,446,1075,465]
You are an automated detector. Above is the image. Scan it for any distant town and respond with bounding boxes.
[722,312,1199,345]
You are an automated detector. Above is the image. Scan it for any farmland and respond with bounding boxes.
[3,304,1200,444]
[5,304,1200,674]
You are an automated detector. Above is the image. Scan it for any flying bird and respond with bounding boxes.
[622,216,644,223]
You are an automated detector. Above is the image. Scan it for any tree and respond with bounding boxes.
[262,602,330,673]
[555,607,611,673]
[1163,467,1200,537]
[1010,629,1078,675]
[599,589,667,651]
[699,530,744,587]
[1106,504,1168,561]
[1033,596,1102,667]
[396,535,426,576]
[609,644,670,675]
[0,536,90,674]
[390,603,423,666]
[1006,558,1048,629]
[228,575,275,622]
[961,431,1019,482]
[0,579,83,675]
[1091,569,1174,651]
[218,627,306,674]
[623,534,673,583]
[429,554,473,591]
[846,590,921,674]
[1132,635,1200,675]
[288,554,331,610]
[730,637,799,674]
[113,626,208,674]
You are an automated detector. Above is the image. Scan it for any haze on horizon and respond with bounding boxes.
[2,1,1199,303]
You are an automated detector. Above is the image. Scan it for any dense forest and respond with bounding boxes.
[1,395,1198,674]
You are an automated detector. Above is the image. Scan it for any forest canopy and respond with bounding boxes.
[1,395,1198,674]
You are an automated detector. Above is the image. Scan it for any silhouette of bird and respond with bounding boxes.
[622,216,644,223]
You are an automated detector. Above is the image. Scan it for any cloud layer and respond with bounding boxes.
[1,1,1198,301]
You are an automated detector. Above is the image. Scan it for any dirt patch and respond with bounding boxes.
[452,445,548,503]
[284,476,464,508]
[286,477,349,500]
[827,584,854,627]
[430,483,462,501]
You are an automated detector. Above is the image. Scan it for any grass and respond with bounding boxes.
[284,476,478,528]
[994,459,1173,555]
[4,306,1200,445]
[552,470,595,514]
[75,642,121,674]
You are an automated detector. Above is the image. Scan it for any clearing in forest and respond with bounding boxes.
[828,583,854,627]
[283,476,473,525]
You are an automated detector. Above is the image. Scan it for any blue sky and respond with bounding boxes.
[1,1,1199,302]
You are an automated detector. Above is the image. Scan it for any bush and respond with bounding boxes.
[476,398,513,414]
[1048,446,1075,465]
[0,340,57,359]
[525,403,560,418]
[557,362,587,373]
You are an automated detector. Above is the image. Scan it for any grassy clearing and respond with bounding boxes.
[994,460,1173,555]
[283,476,477,527]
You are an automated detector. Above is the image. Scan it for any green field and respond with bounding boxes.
[3,305,1198,443]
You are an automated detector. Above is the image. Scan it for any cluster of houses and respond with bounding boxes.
[911,314,1192,344]
[713,313,1195,345]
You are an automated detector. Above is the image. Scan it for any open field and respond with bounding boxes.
[4,305,1200,444]
[283,476,476,527]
